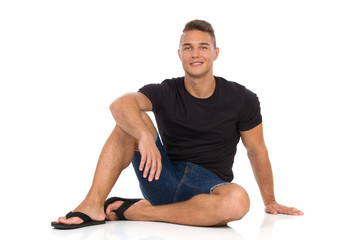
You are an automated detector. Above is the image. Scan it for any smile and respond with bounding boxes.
[190,62,203,66]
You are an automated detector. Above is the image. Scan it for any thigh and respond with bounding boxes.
[173,162,229,203]
[132,134,180,206]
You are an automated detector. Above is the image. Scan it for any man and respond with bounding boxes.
[52,19,303,229]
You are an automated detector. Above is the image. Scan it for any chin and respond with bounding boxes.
[184,69,210,79]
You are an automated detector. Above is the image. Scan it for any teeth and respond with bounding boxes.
[191,62,202,65]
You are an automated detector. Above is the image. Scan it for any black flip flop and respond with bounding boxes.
[104,197,142,220]
[51,211,105,229]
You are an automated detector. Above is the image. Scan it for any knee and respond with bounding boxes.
[113,124,132,139]
[217,185,250,222]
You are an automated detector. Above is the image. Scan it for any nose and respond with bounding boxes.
[191,48,200,58]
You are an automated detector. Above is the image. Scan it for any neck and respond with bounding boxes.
[184,74,216,99]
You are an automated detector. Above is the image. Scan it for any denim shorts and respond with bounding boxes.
[131,135,229,206]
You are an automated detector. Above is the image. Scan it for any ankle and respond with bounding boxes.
[81,195,105,208]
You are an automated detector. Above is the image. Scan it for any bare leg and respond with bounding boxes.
[57,112,156,225]
[106,183,250,226]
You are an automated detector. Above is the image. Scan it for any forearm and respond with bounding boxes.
[109,94,152,140]
[248,150,276,205]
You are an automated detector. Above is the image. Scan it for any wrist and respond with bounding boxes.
[138,129,155,141]
[264,198,276,206]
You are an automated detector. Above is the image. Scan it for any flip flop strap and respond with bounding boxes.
[66,211,92,223]
[114,200,137,220]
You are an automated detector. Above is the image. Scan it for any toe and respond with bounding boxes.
[105,201,124,220]
[58,216,83,225]
[106,212,119,221]
[106,201,124,214]
[57,216,65,223]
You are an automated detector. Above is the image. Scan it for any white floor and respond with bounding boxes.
[4,206,358,240]
[2,190,358,240]
[47,212,356,240]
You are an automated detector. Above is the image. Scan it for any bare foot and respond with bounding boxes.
[56,200,106,225]
[105,199,152,221]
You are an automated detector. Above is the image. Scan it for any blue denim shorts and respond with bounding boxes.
[131,135,229,206]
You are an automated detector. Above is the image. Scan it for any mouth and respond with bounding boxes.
[190,62,203,66]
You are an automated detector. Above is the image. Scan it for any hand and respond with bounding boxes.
[265,201,304,216]
[138,133,162,182]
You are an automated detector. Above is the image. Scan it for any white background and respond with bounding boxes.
[1,0,359,239]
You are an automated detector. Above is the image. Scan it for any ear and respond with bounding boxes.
[178,49,182,61]
[214,47,220,61]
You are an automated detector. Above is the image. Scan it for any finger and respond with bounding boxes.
[288,208,304,215]
[148,156,157,182]
[270,209,277,215]
[155,160,162,180]
[297,210,304,215]
[266,209,277,215]
[278,206,303,215]
[154,152,162,180]
[143,157,152,178]
[274,206,290,215]
[139,154,147,171]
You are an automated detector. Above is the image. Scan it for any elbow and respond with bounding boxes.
[109,94,137,120]
[109,96,126,117]
[247,146,268,159]
[109,100,118,115]
[109,101,117,114]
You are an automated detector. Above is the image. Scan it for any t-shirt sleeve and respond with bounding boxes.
[237,89,263,131]
[138,80,170,113]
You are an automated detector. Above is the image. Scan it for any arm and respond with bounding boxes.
[240,123,303,215]
[110,92,161,181]
[110,92,153,140]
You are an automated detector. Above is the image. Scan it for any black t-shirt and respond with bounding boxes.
[139,76,262,182]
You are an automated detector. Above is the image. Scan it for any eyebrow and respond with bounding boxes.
[182,42,210,47]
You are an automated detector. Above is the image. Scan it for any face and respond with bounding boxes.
[178,30,219,79]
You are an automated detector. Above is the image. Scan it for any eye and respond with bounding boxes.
[184,47,192,50]
[201,46,208,50]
